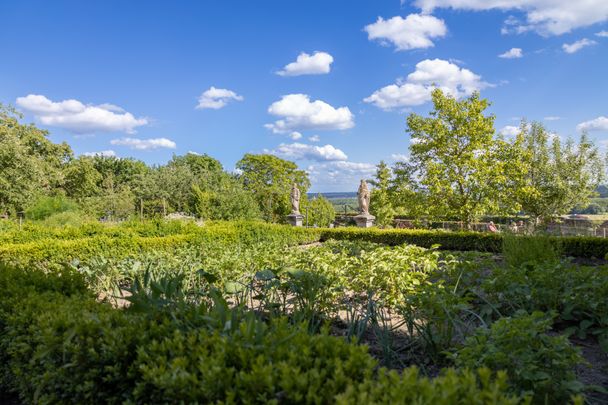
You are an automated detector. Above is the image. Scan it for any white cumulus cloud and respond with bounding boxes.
[16,94,148,134]
[364,58,491,111]
[544,116,561,121]
[110,137,176,150]
[499,125,521,137]
[265,142,348,162]
[577,116,608,132]
[499,47,523,58]
[562,38,597,53]
[597,30,608,37]
[364,14,447,51]
[289,131,303,140]
[307,161,377,188]
[413,0,608,36]
[82,150,116,158]
[265,94,354,133]
[309,135,320,142]
[277,51,334,76]
[196,87,243,110]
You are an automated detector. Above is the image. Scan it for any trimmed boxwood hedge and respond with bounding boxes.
[321,228,608,258]
[0,222,322,268]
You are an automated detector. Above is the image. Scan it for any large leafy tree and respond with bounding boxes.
[514,121,605,224]
[0,105,72,215]
[236,154,310,222]
[403,89,519,226]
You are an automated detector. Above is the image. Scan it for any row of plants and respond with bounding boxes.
[0,265,522,404]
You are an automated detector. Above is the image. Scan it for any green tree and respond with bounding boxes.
[0,105,72,215]
[236,154,310,222]
[514,121,605,224]
[370,161,396,227]
[64,157,102,200]
[192,175,261,221]
[404,89,517,226]
[132,164,197,215]
[305,194,335,227]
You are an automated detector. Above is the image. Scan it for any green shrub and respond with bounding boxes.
[25,195,79,220]
[336,367,521,405]
[451,311,584,403]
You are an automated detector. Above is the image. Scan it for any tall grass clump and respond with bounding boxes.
[502,233,560,267]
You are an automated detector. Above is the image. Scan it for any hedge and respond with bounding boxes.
[0,220,321,245]
[0,266,522,404]
[0,222,322,268]
[321,228,608,258]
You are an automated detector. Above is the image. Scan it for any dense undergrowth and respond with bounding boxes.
[0,220,607,403]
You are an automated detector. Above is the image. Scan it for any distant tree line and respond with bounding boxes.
[2,90,605,228]
[0,105,335,223]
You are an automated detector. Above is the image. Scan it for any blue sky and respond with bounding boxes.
[1,0,607,192]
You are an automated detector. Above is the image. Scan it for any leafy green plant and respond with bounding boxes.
[481,262,608,352]
[399,279,482,362]
[451,311,585,403]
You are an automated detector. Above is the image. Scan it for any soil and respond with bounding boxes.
[572,337,608,404]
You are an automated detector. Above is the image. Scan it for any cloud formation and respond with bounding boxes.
[499,125,520,137]
[364,14,447,51]
[266,142,348,162]
[577,116,608,132]
[82,150,116,157]
[265,94,354,133]
[412,0,608,36]
[277,52,334,76]
[364,59,490,110]
[562,38,597,53]
[307,161,377,188]
[499,47,523,58]
[110,137,176,150]
[16,94,148,134]
[196,87,244,110]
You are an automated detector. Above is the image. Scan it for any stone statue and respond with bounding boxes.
[357,179,370,215]
[290,183,301,215]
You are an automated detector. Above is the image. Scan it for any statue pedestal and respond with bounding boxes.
[287,213,304,227]
[354,213,375,228]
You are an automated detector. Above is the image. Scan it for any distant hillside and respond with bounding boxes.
[307,192,357,200]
